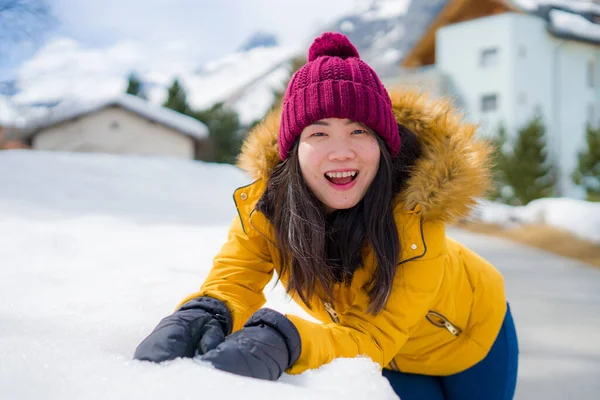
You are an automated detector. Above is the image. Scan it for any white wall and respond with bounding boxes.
[436,13,516,138]
[33,107,195,159]
[436,12,600,197]
[554,41,600,197]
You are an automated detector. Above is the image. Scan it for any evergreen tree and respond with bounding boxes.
[125,72,146,99]
[572,124,600,201]
[163,78,189,115]
[503,111,557,205]
[487,122,509,201]
[192,103,242,164]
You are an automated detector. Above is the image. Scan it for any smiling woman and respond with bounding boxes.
[134,32,519,400]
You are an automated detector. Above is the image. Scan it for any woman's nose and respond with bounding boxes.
[328,141,355,161]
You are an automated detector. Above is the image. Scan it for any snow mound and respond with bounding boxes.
[474,198,600,244]
[0,150,398,399]
[0,150,250,225]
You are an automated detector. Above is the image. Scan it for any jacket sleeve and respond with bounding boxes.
[285,220,446,374]
[177,215,274,332]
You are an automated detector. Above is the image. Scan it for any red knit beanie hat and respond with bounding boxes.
[278,32,400,160]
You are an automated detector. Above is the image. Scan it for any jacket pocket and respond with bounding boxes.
[425,310,462,336]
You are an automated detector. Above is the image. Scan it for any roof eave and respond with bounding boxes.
[24,103,208,141]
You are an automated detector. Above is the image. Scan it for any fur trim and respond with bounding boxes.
[236,89,493,222]
[236,106,282,182]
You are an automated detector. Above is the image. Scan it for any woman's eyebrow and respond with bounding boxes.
[309,119,355,127]
[309,121,330,126]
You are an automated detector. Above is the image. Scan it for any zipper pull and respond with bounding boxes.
[323,301,340,323]
[442,320,460,336]
[426,311,461,336]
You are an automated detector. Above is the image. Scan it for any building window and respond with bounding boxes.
[481,94,498,112]
[587,60,596,88]
[110,121,120,130]
[480,48,499,67]
[588,103,596,127]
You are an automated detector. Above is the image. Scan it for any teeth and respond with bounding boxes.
[326,171,357,178]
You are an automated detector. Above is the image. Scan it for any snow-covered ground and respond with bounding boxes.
[0,150,397,400]
[2,149,597,399]
[473,199,600,244]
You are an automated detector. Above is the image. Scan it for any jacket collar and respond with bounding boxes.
[236,89,492,223]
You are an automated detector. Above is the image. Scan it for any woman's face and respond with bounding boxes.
[298,118,381,212]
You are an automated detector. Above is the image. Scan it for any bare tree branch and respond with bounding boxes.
[0,0,55,44]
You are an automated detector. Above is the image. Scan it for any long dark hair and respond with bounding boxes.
[257,125,421,314]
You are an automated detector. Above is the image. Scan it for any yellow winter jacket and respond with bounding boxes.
[179,90,506,376]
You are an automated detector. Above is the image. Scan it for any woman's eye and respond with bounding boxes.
[312,132,327,137]
[352,129,367,135]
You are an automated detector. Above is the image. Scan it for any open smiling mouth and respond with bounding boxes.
[324,171,359,185]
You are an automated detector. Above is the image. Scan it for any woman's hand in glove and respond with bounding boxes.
[200,308,301,381]
[134,297,232,363]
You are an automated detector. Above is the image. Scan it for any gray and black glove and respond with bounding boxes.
[133,297,232,363]
[201,308,301,381]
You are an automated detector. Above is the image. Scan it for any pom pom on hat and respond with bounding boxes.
[308,32,360,61]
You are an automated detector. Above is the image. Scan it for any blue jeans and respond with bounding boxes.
[383,304,519,400]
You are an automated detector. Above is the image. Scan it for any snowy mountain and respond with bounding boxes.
[321,0,414,80]
[3,0,415,129]
[8,39,297,127]
[238,31,280,52]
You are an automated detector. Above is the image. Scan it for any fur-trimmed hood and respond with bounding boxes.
[236,89,492,222]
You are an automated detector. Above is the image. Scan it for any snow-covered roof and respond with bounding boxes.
[548,8,600,44]
[26,94,209,140]
[512,0,600,45]
[514,0,600,15]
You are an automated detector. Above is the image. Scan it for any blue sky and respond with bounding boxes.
[1,0,362,82]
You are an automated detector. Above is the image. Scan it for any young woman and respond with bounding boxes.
[134,32,519,400]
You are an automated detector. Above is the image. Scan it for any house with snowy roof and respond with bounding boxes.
[395,0,600,198]
[23,94,211,160]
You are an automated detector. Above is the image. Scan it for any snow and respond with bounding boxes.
[25,94,209,140]
[224,63,291,126]
[185,46,297,121]
[549,8,600,43]
[340,20,355,33]
[0,150,398,400]
[382,49,403,64]
[474,198,600,244]
[0,95,51,129]
[360,0,411,21]
[515,0,600,14]
[13,38,297,128]
[14,38,140,105]
[0,95,18,125]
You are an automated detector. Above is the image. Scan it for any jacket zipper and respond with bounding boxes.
[323,301,340,324]
[426,311,462,336]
